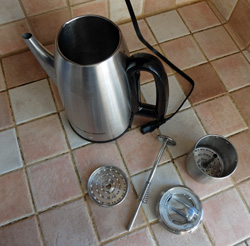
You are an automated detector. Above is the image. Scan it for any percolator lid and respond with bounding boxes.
[157,186,203,234]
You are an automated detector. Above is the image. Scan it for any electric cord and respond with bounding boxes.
[125,0,195,134]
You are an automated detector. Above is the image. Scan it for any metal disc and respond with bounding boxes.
[88,166,129,207]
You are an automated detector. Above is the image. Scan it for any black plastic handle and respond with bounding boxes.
[126,53,169,120]
[125,0,194,135]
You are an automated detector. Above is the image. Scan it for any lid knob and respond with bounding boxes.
[157,186,203,234]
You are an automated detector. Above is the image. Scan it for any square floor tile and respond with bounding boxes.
[109,0,143,23]
[104,227,154,246]
[238,179,250,210]
[231,86,250,125]
[141,75,190,116]
[203,188,250,246]
[27,154,81,211]
[39,199,98,246]
[174,156,233,199]
[17,115,68,165]
[0,0,24,25]
[0,20,31,55]
[0,129,23,175]
[0,92,14,130]
[212,53,250,91]
[29,8,71,45]
[0,216,42,246]
[159,108,206,158]
[145,0,176,14]
[9,79,56,124]
[151,223,211,246]
[195,95,247,137]
[87,187,146,241]
[117,128,170,175]
[194,26,239,60]
[2,51,47,89]
[22,0,67,16]
[60,111,89,149]
[131,162,182,222]
[72,0,108,18]
[176,63,226,105]
[229,130,250,183]
[146,10,190,43]
[0,170,33,226]
[73,142,126,191]
[119,20,156,52]
[160,35,206,70]
[178,1,220,32]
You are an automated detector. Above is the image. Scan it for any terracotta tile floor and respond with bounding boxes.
[1,1,250,245]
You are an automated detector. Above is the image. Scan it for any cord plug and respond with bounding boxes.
[140,119,165,134]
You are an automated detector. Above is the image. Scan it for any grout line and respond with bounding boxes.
[201,186,236,202]
[171,159,186,186]
[106,0,111,19]
[12,108,47,245]
[129,159,173,179]
[226,0,240,23]
[201,222,215,245]
[99,225,149,246]
[22,6,70,19]
[65,0,73,19]
[0,60,7,92]
[115,140,132,178]
[147,224,159,246]
[69,0,96,8]
[141,0,146,18]
[37,195,83,215]
[0,196,90,228]
[2,76,49,91]
[23,166,46,246]
[0,213,35,229]
[0,111,58,133]
[206,0,226,24]
[232,175,250,187]
[241,49,250,65]
[235,182,250,214]
[56,114,102,243]
[16,0,36,44]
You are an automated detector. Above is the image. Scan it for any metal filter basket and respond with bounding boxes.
[186,135,238,183]
[88,166,129,207]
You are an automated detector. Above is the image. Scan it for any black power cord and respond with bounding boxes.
[125,0,195,134]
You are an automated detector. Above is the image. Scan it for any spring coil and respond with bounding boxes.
[138,182,151,203]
